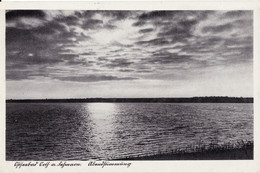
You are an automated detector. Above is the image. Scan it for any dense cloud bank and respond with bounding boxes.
[6,10,253,82]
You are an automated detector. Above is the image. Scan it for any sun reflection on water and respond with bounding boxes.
[87,103,116,120]
[85,103,118,159]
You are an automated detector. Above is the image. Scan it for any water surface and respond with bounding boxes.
[6,103,253,160]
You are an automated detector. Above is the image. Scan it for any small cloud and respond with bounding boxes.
[138,11,174,20]
[6,10,46,21]
[118,69,135,72]
[136,38,170,46]
[139,28,154,33]
[105,58,134,68]
[6,70,32,80]
[224,10,252,18]
[80,52,96,56]
[202,23,233,33]
[132,20,146,27]
[146,52,192,64]
[56,15,80,26]
[33,20,67,35]
[100,11,133,21]
[82,19,103,30]
[136,70,153,73]
[104,24,117,30]
[56,75,137,82]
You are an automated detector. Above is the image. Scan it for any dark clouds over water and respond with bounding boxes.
[6,10,253,98]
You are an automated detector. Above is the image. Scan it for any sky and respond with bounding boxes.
[6,10,253,99]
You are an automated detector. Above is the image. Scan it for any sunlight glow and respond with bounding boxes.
[87,103,116,119]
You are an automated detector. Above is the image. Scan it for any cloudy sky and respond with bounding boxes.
[6,10,253,99]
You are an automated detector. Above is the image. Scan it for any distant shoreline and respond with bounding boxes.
[6,97,253,103]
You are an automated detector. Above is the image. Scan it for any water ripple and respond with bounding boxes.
[6,103,253,160]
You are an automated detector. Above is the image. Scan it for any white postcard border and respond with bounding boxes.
[0,1,259,173]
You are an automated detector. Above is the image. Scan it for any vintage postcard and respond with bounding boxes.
[0,1,259,173]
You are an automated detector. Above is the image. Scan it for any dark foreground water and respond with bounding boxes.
[6,103,253,160]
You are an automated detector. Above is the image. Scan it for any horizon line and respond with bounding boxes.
[6,96,254,101]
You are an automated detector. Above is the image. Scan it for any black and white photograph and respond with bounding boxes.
[1,1,260,172]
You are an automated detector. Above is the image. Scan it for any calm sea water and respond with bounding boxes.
[6,103,253,160]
